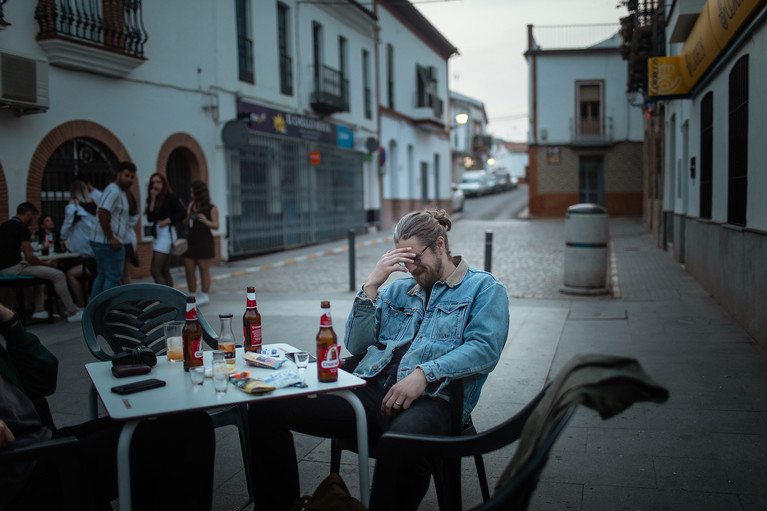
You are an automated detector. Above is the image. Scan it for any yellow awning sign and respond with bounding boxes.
[649,56,690,96]
[648,0,764,97]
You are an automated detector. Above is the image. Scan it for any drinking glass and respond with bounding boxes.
[294,351,310,384]
[212,351,228,393]
[164,321,184,362]
[190,366,205,386]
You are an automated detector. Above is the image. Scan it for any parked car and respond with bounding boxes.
[451,183,465,212]
[457,170,490,197]
[491,169,513,192]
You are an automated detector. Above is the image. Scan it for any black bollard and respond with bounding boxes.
[484,230,493,273]
[348,229,356,292]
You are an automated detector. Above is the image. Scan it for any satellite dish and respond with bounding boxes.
[365,137,378,153]
[221,120,249,148]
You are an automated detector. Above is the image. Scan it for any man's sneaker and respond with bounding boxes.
[32,311,49,320]
[67,310,83,322]
[196,293,210,306]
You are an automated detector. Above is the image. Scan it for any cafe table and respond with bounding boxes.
[85,343,369,510]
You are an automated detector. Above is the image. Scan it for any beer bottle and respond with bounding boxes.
[218,313,236,366]
[183,296,203,371]
[316,300,339,382]
[243,286,262,353]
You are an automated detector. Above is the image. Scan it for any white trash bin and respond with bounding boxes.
[561,203,609,295]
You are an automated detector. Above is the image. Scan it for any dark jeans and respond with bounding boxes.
[248,372,452,511]
[90,241,125,298]
[7,413,215,511]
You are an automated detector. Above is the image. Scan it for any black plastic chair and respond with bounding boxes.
[378,354,669,510]
[0,397,98,510]
[81,283,253,505]
[329,355,491,503]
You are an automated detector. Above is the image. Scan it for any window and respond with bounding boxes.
[576,82,602,136]
[699,92,713,219]
[235,0,254,84]
[312,22,323,84]
[338,36,348,112]
[362,49,372,119]
[386,44,394,109]
[727,55,748,226]
[421,162,429,202]
[277,2,292,95]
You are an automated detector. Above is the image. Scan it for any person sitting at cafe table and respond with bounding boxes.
[0,202,82,322]
[34,215,64,255]
[0,302,217,511]
[248,208,510,510]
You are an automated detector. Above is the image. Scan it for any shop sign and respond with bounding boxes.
[649,0,762,97]
[310,151,321,165]
[237,100,353,148]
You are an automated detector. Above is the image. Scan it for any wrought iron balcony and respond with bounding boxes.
[310,65,349,116]
[570,116,614,147]
[472,134,493,151]
[34,0,147,76]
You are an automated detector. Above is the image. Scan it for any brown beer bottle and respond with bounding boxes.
[243,286,262,353]
[316,300,339,382]
[183,296,203,371]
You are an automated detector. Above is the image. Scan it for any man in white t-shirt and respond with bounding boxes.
[89,162,136,298]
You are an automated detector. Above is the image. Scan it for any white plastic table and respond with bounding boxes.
[85,344,369,510]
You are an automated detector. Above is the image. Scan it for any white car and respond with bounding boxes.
[451,183,465,212]
[457,171,490,197]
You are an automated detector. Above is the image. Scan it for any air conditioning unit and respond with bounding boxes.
[0,51,49,113]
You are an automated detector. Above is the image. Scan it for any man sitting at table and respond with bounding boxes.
[0,202,82,322]
[248,208,510,510]
[0,302,217,510]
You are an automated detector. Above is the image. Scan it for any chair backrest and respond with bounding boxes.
[473,404,577,511]
[82,283,218,361]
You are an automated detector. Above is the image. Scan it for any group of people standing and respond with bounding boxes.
[0,162,218,321]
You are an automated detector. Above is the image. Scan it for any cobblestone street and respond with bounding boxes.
[208,217,568,300]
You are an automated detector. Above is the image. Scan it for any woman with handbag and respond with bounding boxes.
[183,180,218,305]
[145,173,187,286]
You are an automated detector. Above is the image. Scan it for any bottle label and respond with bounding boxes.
[246,292,257,309]
[245,324,262,348]
[186,303,198,320]
[320,313,332,328]
[318,345,340,372]
[190,337,203,361]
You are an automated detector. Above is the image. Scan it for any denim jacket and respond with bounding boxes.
[344,256,510,422]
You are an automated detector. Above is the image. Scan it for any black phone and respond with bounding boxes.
[111,378,166,395]
[285,352,317,363]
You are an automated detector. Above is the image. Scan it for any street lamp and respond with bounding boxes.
[455,113,468,125]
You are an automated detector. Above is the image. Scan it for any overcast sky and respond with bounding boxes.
[413,0,629,142]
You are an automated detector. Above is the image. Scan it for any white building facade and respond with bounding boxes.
[375,1,456,228]
[525,26,645,217]
[0,0,380,275]
[448,90,490,185]
[650,0,767,346]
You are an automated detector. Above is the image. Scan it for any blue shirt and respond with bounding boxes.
[344,256,510,422]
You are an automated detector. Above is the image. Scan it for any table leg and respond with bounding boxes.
[117,419,141,511]
[332,389,369,507]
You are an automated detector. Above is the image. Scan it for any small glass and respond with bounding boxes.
[212,351,228,393]
[294,351,309,384]
[190,366,205,386]
[164,321,184,362]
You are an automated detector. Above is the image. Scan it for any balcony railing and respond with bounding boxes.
[238,34,254,83]
[279,53,293,95]
[310,65,349,116]
[570,116,613,146]
[35,0,147,58]
[472,134,493,150]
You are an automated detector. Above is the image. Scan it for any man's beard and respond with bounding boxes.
[412,257,443,290]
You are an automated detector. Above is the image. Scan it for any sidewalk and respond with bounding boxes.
[30,216,767,510]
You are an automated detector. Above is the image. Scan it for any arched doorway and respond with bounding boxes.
[40,138,118,227]
[166,147,193,207]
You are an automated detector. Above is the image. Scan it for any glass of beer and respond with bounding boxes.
[164,321,185,362]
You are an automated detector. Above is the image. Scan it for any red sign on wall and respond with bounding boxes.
[310,151,321,165]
